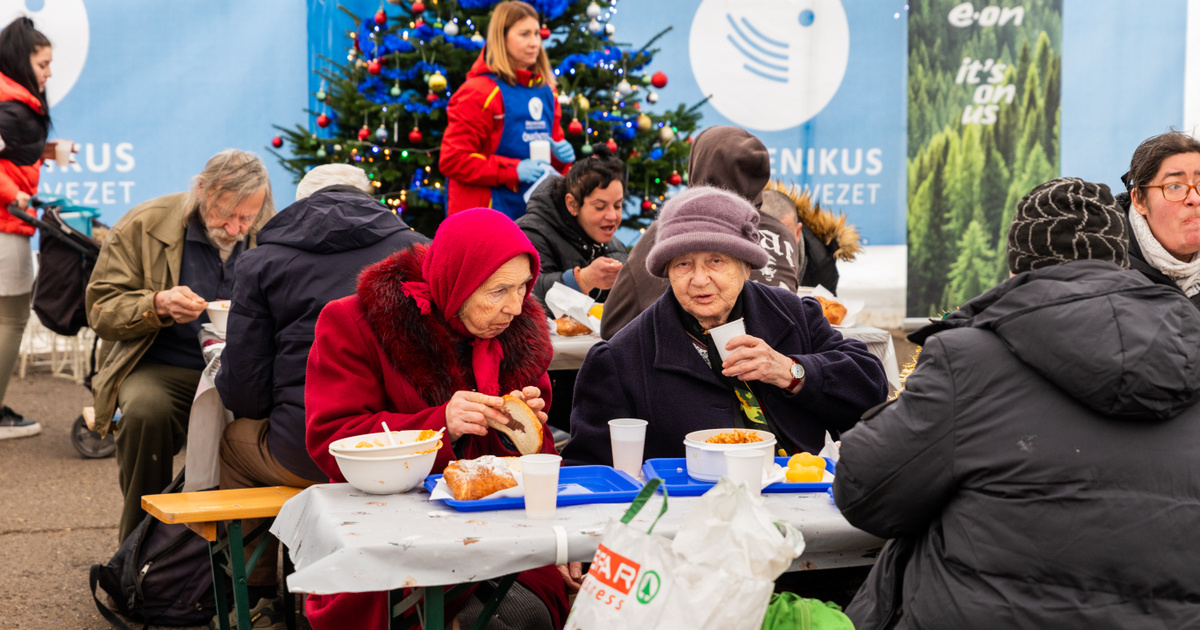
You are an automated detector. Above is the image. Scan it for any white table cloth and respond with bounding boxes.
[271,483,882,595]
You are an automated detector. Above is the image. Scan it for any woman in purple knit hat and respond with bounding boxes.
[562,186,888,465]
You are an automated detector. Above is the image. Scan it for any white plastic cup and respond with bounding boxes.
[708,318,746,362]
[520,453,562,520]
[608,418,647,478]
[724,449,766,496]
[55,140,73,167]
[529,139,551,163]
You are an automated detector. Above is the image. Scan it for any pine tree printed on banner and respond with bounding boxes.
[272,0,703,237]
[906,0,1061,317]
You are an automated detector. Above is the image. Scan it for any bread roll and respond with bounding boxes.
[554,316,591,336]
[442,455,520,500]
[486,395,545,455]
[814,295,847,326]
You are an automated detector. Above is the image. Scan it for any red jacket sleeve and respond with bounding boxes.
[439,76,520,191]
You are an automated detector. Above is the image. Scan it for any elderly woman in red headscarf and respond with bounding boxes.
[304,209,574,630]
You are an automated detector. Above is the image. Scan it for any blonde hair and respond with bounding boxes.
[485,1,556,89]
[295,164,371,200]
[185,149,274,222]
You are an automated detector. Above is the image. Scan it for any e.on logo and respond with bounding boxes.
[688,0,849,131]
[588,544,641,595]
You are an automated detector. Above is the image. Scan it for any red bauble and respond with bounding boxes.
[412,0,425,12]
[426,92,439,103]
[415,18,425,28]
[316,113,331,128]
[668,171,682,186]
[651,71,668,89]
[374,9,387,25]
[368,59,382,75]
[409,128,423,143]
[271,136,283,149]
[358,126,371,141]
[605,139,618,152]
[567,119,584,135]
[540,24,551,39]
[641,199,653,212]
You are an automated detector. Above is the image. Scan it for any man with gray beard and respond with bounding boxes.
[86,149,275,541]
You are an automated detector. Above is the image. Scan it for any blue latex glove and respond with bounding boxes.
[517,159,552,183]
[552,139,576,163]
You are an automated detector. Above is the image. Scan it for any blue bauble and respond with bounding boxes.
[649,147,663,161]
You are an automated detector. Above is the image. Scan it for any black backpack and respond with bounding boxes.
[89,469,216,628]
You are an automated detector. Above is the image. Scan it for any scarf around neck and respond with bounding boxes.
[1129,208,1200,296]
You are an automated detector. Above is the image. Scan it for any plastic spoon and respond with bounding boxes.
[380,421,398,446]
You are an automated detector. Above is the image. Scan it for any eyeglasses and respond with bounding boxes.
[1142,182,1200,202]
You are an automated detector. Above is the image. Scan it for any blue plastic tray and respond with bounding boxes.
[423,465,643,512]
[641,456,835,497]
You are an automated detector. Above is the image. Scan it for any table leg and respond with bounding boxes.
[208,539,232,630]
[425,586,444,630]
[227,520,253,630]
[282,549,297,630]
[470,575,517,630]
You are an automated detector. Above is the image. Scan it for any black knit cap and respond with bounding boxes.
[1006,177,1130,275]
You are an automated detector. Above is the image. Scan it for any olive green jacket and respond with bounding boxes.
[85,192,272,435]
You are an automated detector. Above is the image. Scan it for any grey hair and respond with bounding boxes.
[184,149,273,221]
[759,189,798,228]
[295,164,372,200]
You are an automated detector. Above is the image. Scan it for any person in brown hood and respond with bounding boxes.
[600,126,801,340]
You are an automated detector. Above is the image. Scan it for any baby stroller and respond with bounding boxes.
[8,196,114,458]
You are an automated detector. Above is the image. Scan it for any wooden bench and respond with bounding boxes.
[142,486,303,630]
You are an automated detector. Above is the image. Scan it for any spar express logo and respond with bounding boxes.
[689,0,849,132]
[0,0,90,107]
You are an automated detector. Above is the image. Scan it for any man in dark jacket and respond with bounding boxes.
[833,178,1200,629]
[214,164,428,614]
[600,126,801,340]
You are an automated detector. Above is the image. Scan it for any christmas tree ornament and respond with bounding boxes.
[540,24,551,39]
[390,83,402,97]
[422,72,431,83]
[587,19,602,35]
[615,80,632,97]
[605,23,615,36]
[426,92,439,103]
[647,91,659,104]
[411,0,425,13]
[636,113,652,132]
[605,138,618,152]
[374,9,387,25]
[659,126,675,143]
[434,20,443,29]
[471,32,484,44]
[444,21,459,36]
[317,113,331,128]
[333,144,342,151]
[668,170,682,186]
[586,2,602,18]
[316,89,327,102]
[316,146,327,158]
[567,119,584,135]
[641,199,653,212]
[408,127,423,143]
[580,143,593,156]
[271,136,283,149]
[641,74,653,85]
[651,71,668,88]
[358,125,371,141]
[368,59,382,75]
[415,18,425,28]
[375,125,389,142]
[681,172,689,184]
[557,93,570,106]
[576,95,590,111]
[428,72,447,92]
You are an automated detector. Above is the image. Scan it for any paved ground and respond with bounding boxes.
[0,330,919,630]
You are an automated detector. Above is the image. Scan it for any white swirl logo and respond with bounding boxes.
[1,0,90,107]
[689,0,849,131]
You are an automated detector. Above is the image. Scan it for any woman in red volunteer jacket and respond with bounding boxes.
[440,0,575,218]
[0,17,59,439]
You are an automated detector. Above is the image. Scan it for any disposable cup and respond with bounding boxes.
[520,453,562,520]
[55,140,73,167]
[608,418,647,478]
[724,449,765,496]
[529,139,551,163]
[708,318,746,362]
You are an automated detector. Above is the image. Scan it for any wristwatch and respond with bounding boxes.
[784,360,805,391]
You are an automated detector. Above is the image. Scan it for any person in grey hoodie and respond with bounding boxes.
[833,177,1200,629]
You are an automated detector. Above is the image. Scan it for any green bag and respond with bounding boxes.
[760,592,855,630]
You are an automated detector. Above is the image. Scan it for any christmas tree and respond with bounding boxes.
[272,0,703,237]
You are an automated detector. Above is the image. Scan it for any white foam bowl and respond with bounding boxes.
[207,300,231,334]
[329,430,443,458]
[683,428,777,483]
[332,446,438,494]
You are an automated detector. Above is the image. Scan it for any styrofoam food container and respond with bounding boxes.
[683,428,777,482]
[207,300,231,334]
[329,429,443,458]
[332,446,439,494]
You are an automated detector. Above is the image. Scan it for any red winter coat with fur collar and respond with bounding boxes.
[304,246,566,630]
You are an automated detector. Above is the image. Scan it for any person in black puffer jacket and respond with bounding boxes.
[516,143,629,308]
[834,178,1200,630]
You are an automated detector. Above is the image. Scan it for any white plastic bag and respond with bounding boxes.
[566,479,805,630]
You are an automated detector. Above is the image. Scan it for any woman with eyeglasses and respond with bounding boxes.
[1119,131,1200,310]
